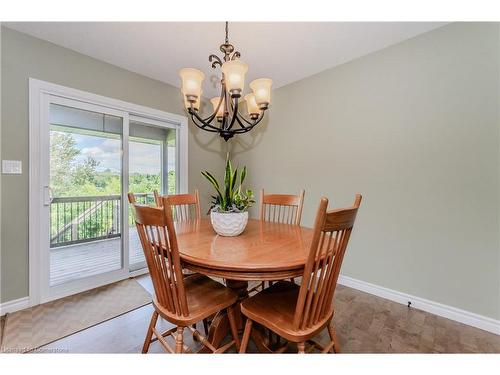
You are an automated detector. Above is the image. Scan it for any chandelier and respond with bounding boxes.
[179,22,272,141]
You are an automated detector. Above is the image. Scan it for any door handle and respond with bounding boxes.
[43,186,53,206]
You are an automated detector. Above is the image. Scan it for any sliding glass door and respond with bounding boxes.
[49,103,125,287]
[30,80,187,304]
[128,117,177,271]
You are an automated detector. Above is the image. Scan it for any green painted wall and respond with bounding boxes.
[232,23,500,319]
[2,23,500,321]
[0,27,224,302]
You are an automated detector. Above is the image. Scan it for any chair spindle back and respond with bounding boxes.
[260,189,305,225]
[154,189,201,222]
[293,194,362,331]
[129,193,189,317]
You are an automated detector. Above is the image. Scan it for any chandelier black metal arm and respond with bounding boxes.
[188,97,265,138]
[189,83,226,125]
[189,111,220,133]
[183,22,270,142]
[227,99,239,130]
[233,113,264,133]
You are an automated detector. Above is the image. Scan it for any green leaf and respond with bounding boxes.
[224,157,232,204]
[231,167,238,199]
[224,158,231,190]
[202,170,220,190]
[240,166,247,186]
[201,171,223,202]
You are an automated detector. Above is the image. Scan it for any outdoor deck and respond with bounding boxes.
[50,228,145,285]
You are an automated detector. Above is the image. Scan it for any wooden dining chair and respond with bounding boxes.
[260,189,305,225]
[154,189,201,222]
[151,190,210,334]
[129,193,210,336]
[239,194,362,354]
[252,189,305,293]
[129,194,240,353]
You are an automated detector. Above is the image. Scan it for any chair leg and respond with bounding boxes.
[202,318,209,336]
[268,329,273,348]
[275,334,281,347]
[239,319,253,353]
[175,327,185,353]
[227,305,240,351]
[328,323,341,353]
[142,310,159,353]
[191,323,199,342]
[297,342,306,354]
[260,281,266,290]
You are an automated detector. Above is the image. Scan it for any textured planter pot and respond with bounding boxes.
[210,211,249,237]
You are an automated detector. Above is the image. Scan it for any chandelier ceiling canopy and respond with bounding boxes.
[179,22,272,141]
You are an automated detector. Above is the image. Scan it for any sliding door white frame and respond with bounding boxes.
[39,95,130,303]
[29,78,188,306]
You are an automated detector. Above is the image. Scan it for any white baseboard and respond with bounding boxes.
[338,275,500,335]
[0,297,30,316]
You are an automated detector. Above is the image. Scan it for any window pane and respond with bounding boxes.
[49,104,123,286]
[128,119,177,270]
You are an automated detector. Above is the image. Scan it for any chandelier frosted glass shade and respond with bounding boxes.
[179,22,272,141]
[244,93,260,118]
[250,78,272,108]
[183,90,201,111]
[179,68,204,99]
[210,96,225,120]
[221,60,248,96]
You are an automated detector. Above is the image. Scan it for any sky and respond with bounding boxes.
[70,132,176,174]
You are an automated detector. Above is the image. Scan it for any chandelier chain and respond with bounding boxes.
[225,21,229,44]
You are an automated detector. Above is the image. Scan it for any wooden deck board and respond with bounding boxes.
[50,228,145,285]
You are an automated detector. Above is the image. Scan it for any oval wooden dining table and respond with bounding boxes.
[174,218,314,352]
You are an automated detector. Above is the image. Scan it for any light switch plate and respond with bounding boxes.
[2,160,23,174]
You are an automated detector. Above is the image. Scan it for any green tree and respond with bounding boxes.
[50,131,80,196]
[50,131,102,196]
[49,129,177,243]
[74,157,100,186]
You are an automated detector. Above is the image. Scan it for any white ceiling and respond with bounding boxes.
[5,22,446,98]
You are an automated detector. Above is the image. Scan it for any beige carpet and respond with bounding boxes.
[0,278,151,353]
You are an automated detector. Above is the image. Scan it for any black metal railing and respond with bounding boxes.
[50,193,155,248]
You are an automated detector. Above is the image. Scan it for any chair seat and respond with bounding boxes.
[154,273,238,326]
[241,281,333,342]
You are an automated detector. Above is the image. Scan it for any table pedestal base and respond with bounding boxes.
[198,279,284,353]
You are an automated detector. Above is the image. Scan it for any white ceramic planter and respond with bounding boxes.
[210,211,249,237]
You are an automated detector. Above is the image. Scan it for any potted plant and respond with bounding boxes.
[201,155,255,236]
